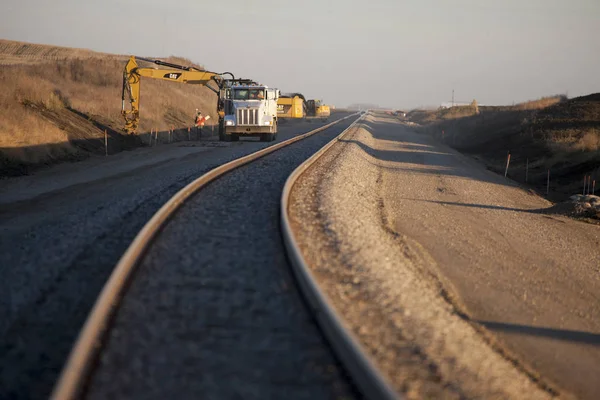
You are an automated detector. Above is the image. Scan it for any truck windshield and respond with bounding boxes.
[233,89,265,100]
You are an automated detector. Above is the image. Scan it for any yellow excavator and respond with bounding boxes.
[121,56,256,136]
[306,99,331,121]
[276,93,331,121]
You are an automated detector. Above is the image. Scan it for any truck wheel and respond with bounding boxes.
[231,134,239,142]
[220,133,232,142]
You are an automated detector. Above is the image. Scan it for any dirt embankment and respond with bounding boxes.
[0,39,218,176]
[410,94,600,207]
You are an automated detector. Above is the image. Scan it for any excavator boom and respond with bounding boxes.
[121,56,230,134]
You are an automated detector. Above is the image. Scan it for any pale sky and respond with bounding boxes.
[1,0,599,109]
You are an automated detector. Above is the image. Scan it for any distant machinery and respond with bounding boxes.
[277,93,331,121]
[306,99,330,120]
[277,93,306,118]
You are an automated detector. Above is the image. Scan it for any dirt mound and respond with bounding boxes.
[543,195,600,223]
[0,39,218,175]
[535,93,600,122]
[415,94,600,202]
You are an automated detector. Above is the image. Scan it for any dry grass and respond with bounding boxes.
[513,95,566,111]
[576,130,600,151]
[407,103,479,124]
[413,94,600,200]
[0,39,218,170]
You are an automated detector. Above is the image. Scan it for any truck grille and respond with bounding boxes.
[237,108,259,125]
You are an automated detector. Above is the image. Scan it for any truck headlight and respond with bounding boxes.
[264,121,271,126]
[226,120,235,126]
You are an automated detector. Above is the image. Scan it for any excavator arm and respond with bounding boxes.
[121,56,234,134]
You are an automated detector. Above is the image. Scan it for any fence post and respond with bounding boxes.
[588,175,592,195]
[104,130,108,156]
[504,153,511,178]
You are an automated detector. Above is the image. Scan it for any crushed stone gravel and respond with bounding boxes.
[288,114,556,399]
[83,117,360,399]
[0,116,345,400]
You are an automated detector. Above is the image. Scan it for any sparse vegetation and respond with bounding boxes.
[411,94,600,201]
[0,39,218,174]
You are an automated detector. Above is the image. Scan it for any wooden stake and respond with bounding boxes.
[504,153,511,178]
[104,130,108,156]
[586,175,590,195]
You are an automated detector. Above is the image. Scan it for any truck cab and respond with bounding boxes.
[220,85,279,142]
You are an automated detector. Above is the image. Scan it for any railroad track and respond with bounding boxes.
[52,112,396,399]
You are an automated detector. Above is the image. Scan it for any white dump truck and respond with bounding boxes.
[120,56,279,142]
[220,85,279,142]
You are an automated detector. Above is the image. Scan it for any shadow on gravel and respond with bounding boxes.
[404,199,549,214]
[404,199,600,222]
[477,320,600,346]
[338,118,518,189]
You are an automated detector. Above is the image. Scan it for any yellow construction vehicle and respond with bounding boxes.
[306,99,331,120]
[122,56,280,141]
[122,56,229,134]
[277,93,306,119]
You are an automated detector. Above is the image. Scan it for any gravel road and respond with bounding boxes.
[0,114,349,400]
[81,116,360,399]
[376,115,600,399]
[288,112,598,399]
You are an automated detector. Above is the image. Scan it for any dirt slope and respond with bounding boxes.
[412,95,600,203]
[0,39,218,175]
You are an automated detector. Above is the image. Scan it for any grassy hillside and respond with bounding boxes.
[411,94,600,202]
[0,39,219,175]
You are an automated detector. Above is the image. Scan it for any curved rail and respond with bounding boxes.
[280,113,399,400]
[51,114,358,400]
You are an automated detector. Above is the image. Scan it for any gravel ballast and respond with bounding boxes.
[0,116,346,400]
[83,117,360,399]
[288,114,557,399]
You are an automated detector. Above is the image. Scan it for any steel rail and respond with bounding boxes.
[280,113,399,400]
[51,113,358,400]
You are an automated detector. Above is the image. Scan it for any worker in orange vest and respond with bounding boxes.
[195,109,206,137]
